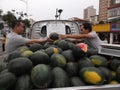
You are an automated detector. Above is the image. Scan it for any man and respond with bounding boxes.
[5,20,49,54]
[2,34,6,51]
[60,23,102,49]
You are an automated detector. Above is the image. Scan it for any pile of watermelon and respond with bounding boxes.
[0,39,120,90]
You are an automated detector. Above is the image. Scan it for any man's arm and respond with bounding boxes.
[60,34,92,39]
[67,38,84,42]
[26,38,49,44]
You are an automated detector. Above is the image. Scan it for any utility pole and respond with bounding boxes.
[55,8,58,20]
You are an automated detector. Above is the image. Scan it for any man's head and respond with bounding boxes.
[80,23,92,34]
[12,20,24,34]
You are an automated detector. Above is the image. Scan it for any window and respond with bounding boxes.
[117,8,120,16]
[41,26,47,37]
[65,25,71,34]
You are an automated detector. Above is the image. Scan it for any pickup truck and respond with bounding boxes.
[29,20,120,90]
[30,20,80,39]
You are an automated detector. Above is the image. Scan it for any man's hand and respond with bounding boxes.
[47,37,54,42]
[59,34,67,39]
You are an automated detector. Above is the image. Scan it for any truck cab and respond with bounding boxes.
[30,20,80,39]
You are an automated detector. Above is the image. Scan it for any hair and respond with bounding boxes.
[82,23,92,32]
[11,20,22,29]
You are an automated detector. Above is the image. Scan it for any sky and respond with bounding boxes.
[0,0,99,21]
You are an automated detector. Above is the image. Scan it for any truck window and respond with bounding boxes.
[65,25,71,34]
[41,26,47,37]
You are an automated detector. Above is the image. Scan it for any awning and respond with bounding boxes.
[108,17,120,23]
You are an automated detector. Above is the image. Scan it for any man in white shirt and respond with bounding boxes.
[5,20,49,54]
[60,23,102,49]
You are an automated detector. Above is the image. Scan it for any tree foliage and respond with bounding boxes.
[99,21,105,24]
[2,11,31,28]
[23,19,31,28]
[2,11,16,28]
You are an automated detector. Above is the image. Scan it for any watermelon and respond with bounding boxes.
[70,77,85,86]
[50,54,67,68]
[61,50,75,62]
[30,51,50,65]
[76,43,87,53]
[65,62,79,77]
[79,67,105,85]
[29,43,43,52]
[89,55,108,67]
[31,64,52,89]
[15,75,33,90]
[49,32,59,40]
[52,67,70,87]
[0,72,16,90]
[8,57,33,76]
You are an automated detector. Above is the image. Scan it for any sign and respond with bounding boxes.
[110,23,120,32]
[92,23,110,32]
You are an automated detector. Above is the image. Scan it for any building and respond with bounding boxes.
[97,0,120,44]
[116,0,120,3]
[99,0,111,22]
[69,17,89,27]
[107,0,120,44]
[84,6,96,21]
[90,15,99,24]
[108,2,120,22]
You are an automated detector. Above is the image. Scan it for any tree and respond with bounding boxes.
[2,11,31,29]
[11,10,31,27]
[23,19,31,28]
[12,10,28,20]
[99,21,104,24]
[2,11,16,28]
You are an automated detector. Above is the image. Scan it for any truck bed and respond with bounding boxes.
[98,44,120,57]
[35,84,120,90]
